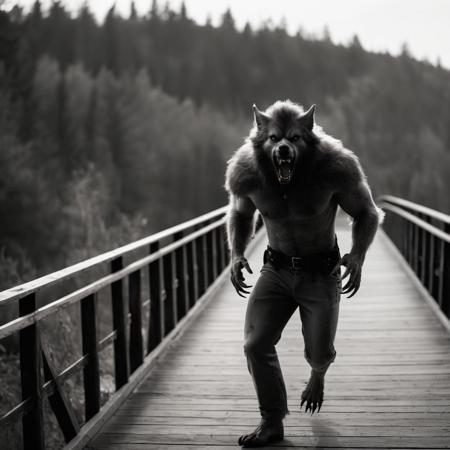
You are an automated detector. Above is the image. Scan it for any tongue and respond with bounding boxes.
[278,163,292,181]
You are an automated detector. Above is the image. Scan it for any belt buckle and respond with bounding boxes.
[291,256,303,271]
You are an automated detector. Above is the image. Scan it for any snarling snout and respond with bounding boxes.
[272,143,296,184]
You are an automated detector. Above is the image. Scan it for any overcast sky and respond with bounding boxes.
[5,0,450,68]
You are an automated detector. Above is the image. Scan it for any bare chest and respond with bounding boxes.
[249,184,335,221]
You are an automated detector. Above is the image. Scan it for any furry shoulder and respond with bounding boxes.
[316,132,367,190]
[224,142,260,196]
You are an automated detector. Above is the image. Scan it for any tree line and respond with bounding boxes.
[1,1,449,288]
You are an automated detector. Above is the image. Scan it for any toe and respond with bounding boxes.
[240,432,257,447]
[242,434,258,448]
[239,434,249,446]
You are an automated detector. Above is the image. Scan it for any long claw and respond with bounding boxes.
[243,261,253,274]
[232,279,248,298]
[341,267,350,279]
[312,403,317,414]
[342,276,355,291]
[342,280,355,294]
[342,280,352,292]
[234,282,250,295]
[347,277,361,298]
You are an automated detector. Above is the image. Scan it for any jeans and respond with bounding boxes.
[243,255,341,420]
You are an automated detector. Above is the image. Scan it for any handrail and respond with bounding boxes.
[0,205,228,305]
[379,203,450,244]
[379,195,450,225]
[378,195,450,321]
[0,217,226,339]
[0,204,240,450]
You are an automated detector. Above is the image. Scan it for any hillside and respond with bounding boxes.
[1,1,449,291]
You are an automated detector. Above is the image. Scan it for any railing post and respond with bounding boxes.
[19,293,45,450]
[407,220,413,265]
[428,234,436,297]
[206,230,214,283]
[223,223,230,266]
[174,231,190,318]
[416,213,422,279]
[420,230,427,285]
[163,253,177,333]
[402,217,408,258]
[147,242,165,352]
[80,293,100,420]
[188,240,199,306]
[111,257,129,389]
[196,236,205,296]
[412,223,419,275]
[128,269,143,373]
[216,224,225,273]
[211,229,218,280]
[201,233,209,291]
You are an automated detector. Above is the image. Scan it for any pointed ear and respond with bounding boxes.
[252,104,270,129]
[301,104,316,131]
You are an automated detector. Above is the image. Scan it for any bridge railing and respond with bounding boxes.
[378,195,450,319]
[0,206,235,449]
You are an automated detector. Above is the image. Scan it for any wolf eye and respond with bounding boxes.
[290,135,300,142]
[269,135,278,142]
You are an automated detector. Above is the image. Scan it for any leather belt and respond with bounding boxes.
[263,245,340,273]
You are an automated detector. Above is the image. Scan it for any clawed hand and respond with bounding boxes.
[332,252,364,298]
[230,256,253,298]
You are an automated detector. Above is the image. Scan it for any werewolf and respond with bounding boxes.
[225,100,382,448]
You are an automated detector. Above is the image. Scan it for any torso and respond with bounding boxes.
[249,180,338,256]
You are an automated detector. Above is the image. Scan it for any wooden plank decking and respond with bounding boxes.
[89,226,450,449]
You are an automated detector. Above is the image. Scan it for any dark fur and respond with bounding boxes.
[225,100,366,198]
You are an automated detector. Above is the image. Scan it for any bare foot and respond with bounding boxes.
[238,418,284,448]
[300,370,324,414]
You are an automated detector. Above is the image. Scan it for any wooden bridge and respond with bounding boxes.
[1,195,449,449]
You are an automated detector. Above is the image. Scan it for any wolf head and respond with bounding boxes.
[250,100,318,185]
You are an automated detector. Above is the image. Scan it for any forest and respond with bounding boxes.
[1,1,450,293]
[1,1,450,448]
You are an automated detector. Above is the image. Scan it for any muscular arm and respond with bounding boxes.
[227,195,256,258]
[336,179,382,259]
[226,194,256,297]
[333,160,384,297]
